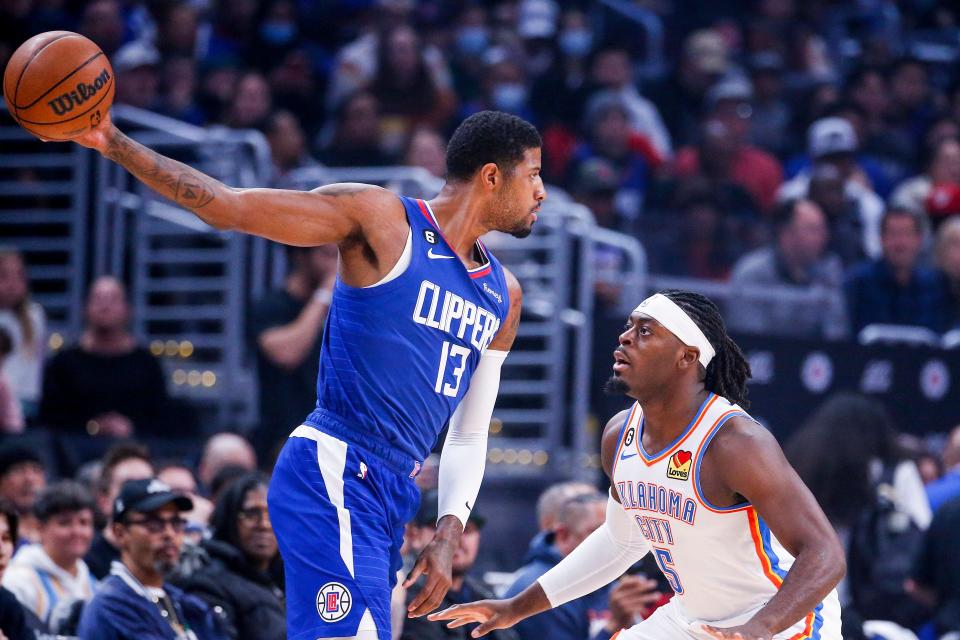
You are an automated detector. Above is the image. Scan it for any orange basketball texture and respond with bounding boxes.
[3,31,115,140]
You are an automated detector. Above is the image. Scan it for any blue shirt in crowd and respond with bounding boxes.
[844,259,952,335]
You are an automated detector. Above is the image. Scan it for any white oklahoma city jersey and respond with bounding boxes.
[611,393,841,640]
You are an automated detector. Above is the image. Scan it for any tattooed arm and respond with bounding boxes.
[73,115,398,247]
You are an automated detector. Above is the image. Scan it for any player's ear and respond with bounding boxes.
[478,162,500,190]
[679,347,699,369]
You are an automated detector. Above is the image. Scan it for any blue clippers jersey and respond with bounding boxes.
[308,196,511,463]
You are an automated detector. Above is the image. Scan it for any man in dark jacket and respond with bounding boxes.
[171,473,285,640]
[77,478,225,640]
[503,491,661,640]
[401,491,519,640]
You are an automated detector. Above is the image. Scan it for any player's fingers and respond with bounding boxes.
[407,573,445,616]
[701,625,724,639]
[427,604,462,621]
[472,617,504,638]
[402,557,427,588]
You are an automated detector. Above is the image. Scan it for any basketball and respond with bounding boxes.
[3,31,114,141]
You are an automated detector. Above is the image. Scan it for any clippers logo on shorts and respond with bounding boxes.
[317,582,351,622]
[666,450,692,481]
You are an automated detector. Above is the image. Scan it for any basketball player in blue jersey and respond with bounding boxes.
[71,110,544,640]
[430,291,845,640]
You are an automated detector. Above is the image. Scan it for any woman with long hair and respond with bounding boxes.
[0,248,46,422]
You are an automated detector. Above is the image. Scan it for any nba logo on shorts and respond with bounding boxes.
[317,582,352,622]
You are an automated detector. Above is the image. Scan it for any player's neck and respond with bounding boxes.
[428,186,489,258]
[639,385,710,445]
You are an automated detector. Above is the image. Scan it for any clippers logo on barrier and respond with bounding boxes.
[317,582,351,622]
[48,69,111,116]
[666,451,692,481]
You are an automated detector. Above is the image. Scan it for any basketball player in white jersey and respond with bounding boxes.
[429,290,844,640]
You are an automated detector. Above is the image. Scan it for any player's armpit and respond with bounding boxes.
[601,409,632,497]
[486,268,522,352]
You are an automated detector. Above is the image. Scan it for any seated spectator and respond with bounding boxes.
[779,117,886,258]
[157,462,213,543]
[0,445,46,546]
[845,208,952,335]
[925,425,960,513]
[223,72,272,129]
[402,127,447,180]
[522,481,596,564]
[890,137,960,222]
[400,490,518,640]
[113,41,162,111]
[265,110,318,182]
[77,479,225,640]
[38,276,171,438]
[727,199,847,339]
[747,51,792,158]
[672,78,784,215]
[172,473,283,640]
[2,481,97,632]
[909,495,960,637]
[86,444,154,580]
[371,24,457,153]
[317,90,393,167]
[0,328,24,432]
[460,48,536,124]
[504,492,660,640]
[568,92,650,225]
[806,163,868,266]
[0,247,47,420]
[0,499,32,640]
[198,433,257,494]
[935,216,960,327]
[247,244,336,452]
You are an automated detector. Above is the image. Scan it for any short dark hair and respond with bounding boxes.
[445,111,541,182]
[773,198,821,234]
[99,442,152,495]
[880,208,923,236]
[0,498,18,544]
[33,481,96,522]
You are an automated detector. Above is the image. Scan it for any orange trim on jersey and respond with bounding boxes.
[747,507,817,640]
[610,631,622,640]
[690,409,752,514]
[638,394,719,466]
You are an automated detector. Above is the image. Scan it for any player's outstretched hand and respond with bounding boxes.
[702,622,773,640]
[403,532,457,617]
[71,109,115,153]
[428,599,521,638]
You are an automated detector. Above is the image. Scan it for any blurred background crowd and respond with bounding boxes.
[2,0,960,639]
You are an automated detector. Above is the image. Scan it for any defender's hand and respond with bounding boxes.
[428,599,521,638]
[403,531,457,617]
[702,622,773,640]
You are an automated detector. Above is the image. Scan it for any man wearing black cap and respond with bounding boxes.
[0,444,46,546]
[400,490,518,640]
[76,479,225,640]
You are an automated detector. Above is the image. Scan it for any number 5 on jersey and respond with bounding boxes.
[435,340,470,397]
[653,547,685,595]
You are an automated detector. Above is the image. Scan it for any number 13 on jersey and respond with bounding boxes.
[435,340,470,397]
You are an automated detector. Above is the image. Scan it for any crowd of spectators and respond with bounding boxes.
[3,0,960,342]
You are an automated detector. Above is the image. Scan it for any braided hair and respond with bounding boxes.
[661,289,752,408]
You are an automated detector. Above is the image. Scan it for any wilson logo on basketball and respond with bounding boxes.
[666,450,692,481]
[47,68,111,116]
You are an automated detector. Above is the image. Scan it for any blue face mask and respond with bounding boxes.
[492,83,528,112]
[559,29,592,58]
[456,27,488,55]
[261,21,296,45]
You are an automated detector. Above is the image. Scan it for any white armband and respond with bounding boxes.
[437,349,508,528]
[537,493,650,608]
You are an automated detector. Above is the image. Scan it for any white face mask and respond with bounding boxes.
[492,83,528,112]
[559,29,592,58]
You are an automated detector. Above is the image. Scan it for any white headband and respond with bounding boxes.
[633,294,716,368]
